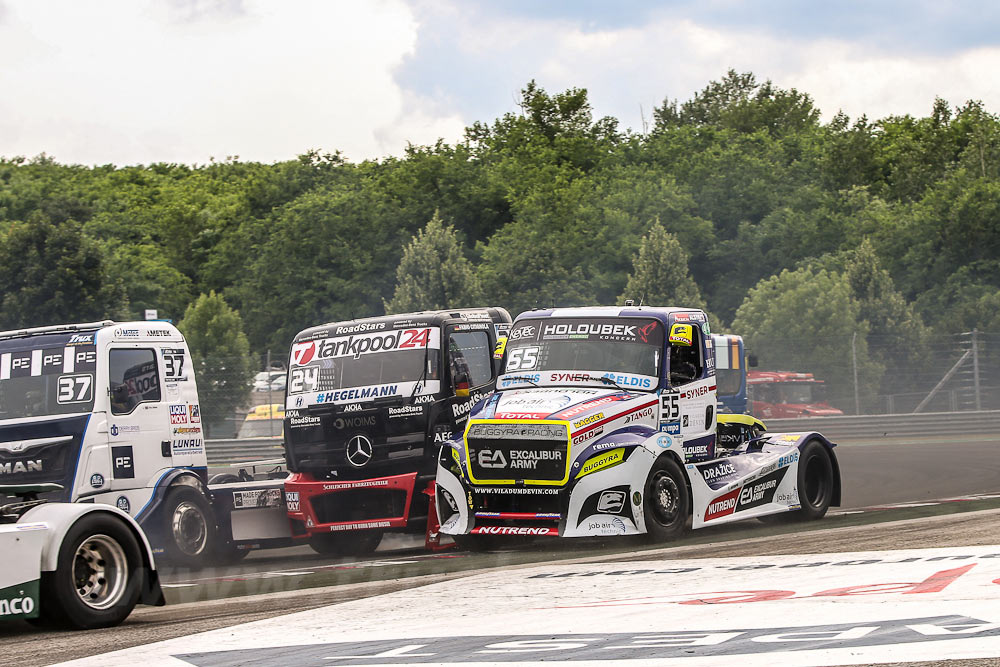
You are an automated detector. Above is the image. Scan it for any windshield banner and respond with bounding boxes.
[290,327,441,366]
[510,318,663,345]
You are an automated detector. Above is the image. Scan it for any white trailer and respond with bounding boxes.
[0,321,292,568]
[0,484,163,628]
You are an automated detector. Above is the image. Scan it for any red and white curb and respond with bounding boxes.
[61,544,1000,666]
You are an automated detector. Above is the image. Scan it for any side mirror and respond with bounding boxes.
[747,354,759,368]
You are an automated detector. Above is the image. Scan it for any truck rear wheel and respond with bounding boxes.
[793,439,834,520]
[308,530,383,556]
[39,513,143,629]
[642,456,690,542]
[162,485,217,568]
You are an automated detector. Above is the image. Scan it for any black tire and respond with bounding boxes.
[207,473,241,485]
[161,485,217,568]
[38,513,143,630]
[793,439,834,520]
[643,456,690,542]
[308,530,383,556]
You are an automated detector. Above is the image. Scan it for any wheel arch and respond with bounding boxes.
[652,449,692,512]
[21,503,165,607]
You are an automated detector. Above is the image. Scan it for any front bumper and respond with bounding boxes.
[285,471,428,535]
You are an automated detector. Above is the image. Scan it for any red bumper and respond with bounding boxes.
[285,471,421,535]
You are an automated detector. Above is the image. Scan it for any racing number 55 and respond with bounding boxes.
[506,346,538,371]
[661,392,679,420]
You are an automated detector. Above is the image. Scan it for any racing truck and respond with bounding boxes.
[283,308,511,555]
[0,488,164,629]
[435,306,841,546]
[748,370,845,418]
[0,321,294,568]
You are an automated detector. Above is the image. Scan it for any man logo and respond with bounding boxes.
[345,434,373,467]
[477,449,507,469]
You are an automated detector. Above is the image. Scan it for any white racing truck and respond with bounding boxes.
[0,486,164,629]
[0,321,293,568]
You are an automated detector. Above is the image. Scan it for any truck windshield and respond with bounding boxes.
[780,383,815,404]
[0,332,98,420]
[499,317,662,391]
[287,327,441,398]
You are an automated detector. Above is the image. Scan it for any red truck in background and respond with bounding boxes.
[747,370,845,418]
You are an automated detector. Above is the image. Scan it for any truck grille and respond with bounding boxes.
[466,422,569,483]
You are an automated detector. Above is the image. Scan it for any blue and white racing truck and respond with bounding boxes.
[0,321,293,568]
[435,306,841,547]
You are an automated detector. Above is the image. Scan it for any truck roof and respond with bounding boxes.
[515,306,708,327]
[0,320,183,343]
[748,370,821,384]
[292,308,511,342]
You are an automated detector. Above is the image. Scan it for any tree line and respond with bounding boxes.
[2,71,998,413]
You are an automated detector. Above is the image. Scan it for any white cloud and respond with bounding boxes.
[0,0,463,165]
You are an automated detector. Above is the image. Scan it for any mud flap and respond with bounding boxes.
[422,480,454,551]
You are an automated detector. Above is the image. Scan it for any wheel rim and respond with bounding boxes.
[73,534,129,611]
[649,471,681,526]
[172,500,208,556]
[803,454,828,507]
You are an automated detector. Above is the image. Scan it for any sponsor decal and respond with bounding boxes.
[169,404,188,424]
[317,384,400,403]
[508,325,536,341]
[704,487,740,521]
[452,390,491,421]
[415,394,435,404]
[552,395,622,419]
[736,468,789,512]
[572,412,604,429]
[632,491,642,505]
[285,491,300,512]
[777,491,797,504]
[623,406,654,424]
[388,405,424,418]
[499,374,541,388]
[333,415,376,429]
[475,448,562,470]
[597,490,626,513]
[572,426,603,445]
[779,451,799,467]
[329,520,392,532]
[477,487,560,495]
[172,438,204,454]
[336,321,388,335]
[298,328,435,363]
[112,446,134,479]
[659,421,681,435]
[467,422,565,440]
[494,411,549,420]
[232,488,283,509]
[470,526,557,535]
[0,582,38,618]
[343,403,363,412]
[697,460,739,489]
[89,473,104,488]
[321,479,390,491]
[113,327,140,338]
[116,495,130,512]
[681,384,713,400]
[683,443,709,459]
[543,323,637,340]
[656,435,673,448]
[148,328,172,337]
[636,321,659,343]
[172,426,201,435]
[289,415,321,428]
[586,517,627,535]
[433,431,453,443]
[189,404,200,423]
[577,447,624,478]
[67,333,95,345]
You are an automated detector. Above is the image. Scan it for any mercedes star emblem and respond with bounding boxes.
[346,434,373,467]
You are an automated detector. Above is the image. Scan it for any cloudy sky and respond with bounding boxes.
[2,0,999,166]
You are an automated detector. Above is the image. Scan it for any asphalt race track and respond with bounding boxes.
[3,432,1000,665]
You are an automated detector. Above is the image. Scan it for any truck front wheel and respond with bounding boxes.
[39,513,143,629]
[308,530,383,556]
[642,456,690,542]
[162,485,216,568]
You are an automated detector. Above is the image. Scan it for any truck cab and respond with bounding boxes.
[0,321,294,567]
[748,370,845,418]
[283,308,511,554]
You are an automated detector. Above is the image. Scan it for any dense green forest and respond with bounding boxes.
[2,71,998,412]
